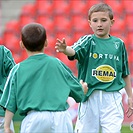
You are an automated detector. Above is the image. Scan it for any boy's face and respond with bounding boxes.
[88,11,114,38]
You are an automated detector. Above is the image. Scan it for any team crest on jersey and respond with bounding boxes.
[114,42,120,49]
[92,65,116,82]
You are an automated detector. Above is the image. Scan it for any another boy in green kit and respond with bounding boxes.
[55,3,133,133]
[0,45,15,132]
[0,23,88,133]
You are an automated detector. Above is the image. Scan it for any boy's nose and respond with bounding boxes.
[97,21,102,26]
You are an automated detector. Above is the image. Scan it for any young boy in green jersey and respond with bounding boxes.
[0,23,88,133]
[55,3,133,133]
[0,45,15,132]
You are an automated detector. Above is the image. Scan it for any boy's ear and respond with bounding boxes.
[20,41,25,49]
[44,39,48,47]
[88,20,92,28]
[111,19,115,27]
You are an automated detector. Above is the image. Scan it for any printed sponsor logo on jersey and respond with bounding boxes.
[92,65,116,82]
[93,53,98,59]
[89,53,119,61]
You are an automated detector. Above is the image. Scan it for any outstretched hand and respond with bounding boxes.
[80,80,88,94]
[55,38,67,53]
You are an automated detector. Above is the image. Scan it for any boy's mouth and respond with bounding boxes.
[97,29,104,32]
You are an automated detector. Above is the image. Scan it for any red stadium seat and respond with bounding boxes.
[122,0,133,14]
[125,14,133,32]
[13,50,28,63]
[47,34,56,49]
[109,31,120,37]
[4,35,20,52]
[104,0,124,14]
[72,15,89,32]
[56,32,71,39]
[73,31,85,41]
[53,0,71,15]
[54,15,72,32]
[21,3,36,17]
[0,36,3,44]
[35,0,53,15]
[44,32,56,56]
[86,0,103,9]
[36,15,54,33]
[126,32,133,64]
[110,30,129,49]
[127,32,133,46]
[45,47,56,56]
[19,14,35,28]
[56,32,74,46]
[12,52,23,63]
[111,15,125,32]
[56,52,77,75]
[70,0,88,15]
[67,60,77,75]
[21,50,28,61]
[4,20,20,34]
[2,30,18,43]
[129,50,133,63]
[56,52,70,66]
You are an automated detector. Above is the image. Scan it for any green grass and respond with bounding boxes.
[121,125,133,133]
[14,121,133,133]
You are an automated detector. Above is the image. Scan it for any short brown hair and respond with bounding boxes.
[21,23,47,52]
[88,3,113,20]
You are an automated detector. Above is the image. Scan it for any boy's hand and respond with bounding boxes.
[126,97,133,118]
[4,128,13,133]
[55,38,67,53]
[80,80,88,94]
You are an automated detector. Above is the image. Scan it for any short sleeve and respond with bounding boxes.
[122,42,130,77]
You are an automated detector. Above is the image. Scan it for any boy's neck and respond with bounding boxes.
[94,34,110,39]
[26,50,44,57]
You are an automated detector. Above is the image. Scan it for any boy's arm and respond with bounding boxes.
[4,46,16,75]
[55,38,75,56]
[4,109,14,133]
[123,75,133,117]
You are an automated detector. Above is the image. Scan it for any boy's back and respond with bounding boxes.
[1,54,84,116]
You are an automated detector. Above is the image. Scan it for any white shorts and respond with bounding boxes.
[20,110,73,133]
[75,90,124,133]
[0,117,14,133]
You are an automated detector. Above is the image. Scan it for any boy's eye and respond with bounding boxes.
[101,19,107,22]
[92,19,97,22]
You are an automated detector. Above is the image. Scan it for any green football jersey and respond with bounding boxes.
[0,45,15,116]
[0,54,84,116]
[68,34,130,101]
